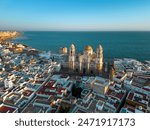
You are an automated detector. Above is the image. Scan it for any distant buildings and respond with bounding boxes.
[0,31,20,41]
[59,47,67,55]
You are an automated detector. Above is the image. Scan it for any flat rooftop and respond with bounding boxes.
[0,104,17,113]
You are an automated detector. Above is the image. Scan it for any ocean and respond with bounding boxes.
[12,31,150,61]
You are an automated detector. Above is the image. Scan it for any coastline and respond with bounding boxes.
[1,31,149,63]
[0,31,150,114]
[11,31,150,62]
[0,31,20,42]
[0,31,42,53]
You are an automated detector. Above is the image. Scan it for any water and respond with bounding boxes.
[12,31,150,61]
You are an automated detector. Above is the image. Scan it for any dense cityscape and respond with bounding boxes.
[0,31,150,113]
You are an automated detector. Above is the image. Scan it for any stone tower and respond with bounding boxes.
[109,61,115,81]
[79,55,83,73]
[69,44,76,70]
[96,44,103,73]
[87,55,91,73]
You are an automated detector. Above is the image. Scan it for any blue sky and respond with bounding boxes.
[0,0,150,31]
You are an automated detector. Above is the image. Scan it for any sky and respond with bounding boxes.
[0,0,150,31]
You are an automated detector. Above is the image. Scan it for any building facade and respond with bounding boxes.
[68,44,103,74]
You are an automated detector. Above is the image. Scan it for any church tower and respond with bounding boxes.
[69,44,76,70]
[96,44,103,73]
[79,55,83,73]
[109,60,116,81]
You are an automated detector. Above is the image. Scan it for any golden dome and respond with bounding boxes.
[85,45,93,51]
[62,47,67,54]
[84,45,93,55]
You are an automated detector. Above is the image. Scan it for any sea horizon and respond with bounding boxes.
[11,31,150,61]
[1,30,150,32]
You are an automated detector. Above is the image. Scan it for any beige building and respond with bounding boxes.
[85,76,110,95]
[59,47,67,54]
[68,44,103,74]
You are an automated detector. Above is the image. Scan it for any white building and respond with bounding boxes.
[4,78,13,89]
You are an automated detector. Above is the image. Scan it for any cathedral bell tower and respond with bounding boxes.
[69,44,76,70]
[96,44,103,73]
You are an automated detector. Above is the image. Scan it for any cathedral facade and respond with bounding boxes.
[68,44,104,74]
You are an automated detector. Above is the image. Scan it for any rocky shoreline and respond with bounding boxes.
[0,31,20,42]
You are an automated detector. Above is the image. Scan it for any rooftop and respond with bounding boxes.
[127,91,149,108]
[0,104,18,113]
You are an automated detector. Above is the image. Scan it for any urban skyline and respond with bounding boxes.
[0,31,150,113]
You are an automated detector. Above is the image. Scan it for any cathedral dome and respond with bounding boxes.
[84,45,93,55]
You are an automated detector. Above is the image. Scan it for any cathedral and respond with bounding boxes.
[68,44,104,74]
